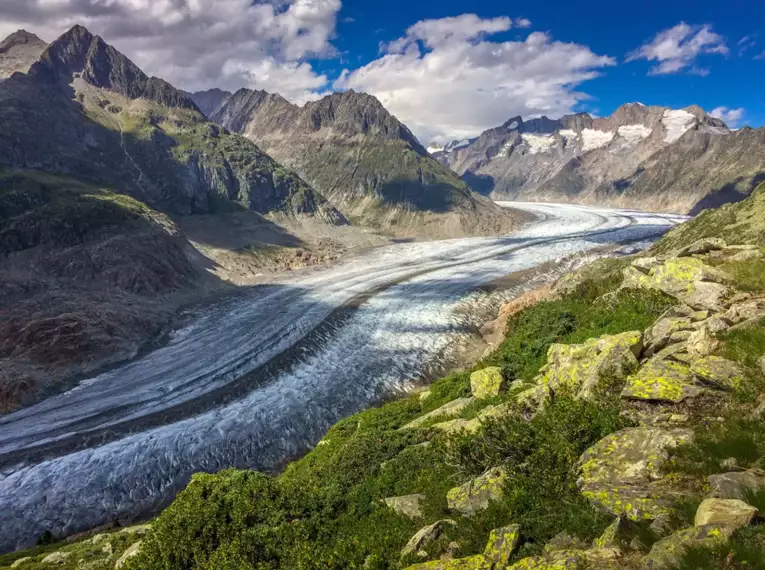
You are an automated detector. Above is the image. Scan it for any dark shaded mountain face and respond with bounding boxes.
[436,103,765,214]
[0,25,343,223]
[211,89,520,238]
[190,88,233,118]
[0,30,47,78]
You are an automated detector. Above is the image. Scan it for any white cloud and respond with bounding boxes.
[627,22,728,76]
[710,106,745,127]
[335,14,615,143]
[0,0,342,100]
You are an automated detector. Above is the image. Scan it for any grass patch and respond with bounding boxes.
[721,258,765,292]
[666,525,765,570]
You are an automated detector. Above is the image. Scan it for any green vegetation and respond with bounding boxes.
[666,526,765,570]
[654,182,765,253]
[104,279,673,570]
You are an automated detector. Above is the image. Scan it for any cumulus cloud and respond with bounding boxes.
[0,0,342,101]
[627,22,728,76]
[335,14,615,143]
[710,106,745,127]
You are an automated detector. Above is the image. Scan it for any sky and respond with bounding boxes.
[1,0,763,144]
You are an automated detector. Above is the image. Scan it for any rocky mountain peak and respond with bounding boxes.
[0,30,46,53]
[188,87,232,117]
[32,24,198,111]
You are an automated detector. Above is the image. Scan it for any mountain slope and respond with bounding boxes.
[0,30,47,79]
[0,26,342,223]
[438,103,765,214]
[211,88,521,238]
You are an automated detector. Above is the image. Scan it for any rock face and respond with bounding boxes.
[210,88,519,237]
[436,103,765,215]
[0,25,342,222]
[0,30,47,78]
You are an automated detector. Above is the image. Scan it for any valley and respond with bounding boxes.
[0,202,684,551]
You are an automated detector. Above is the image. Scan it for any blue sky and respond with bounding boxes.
[1,0,763,142]
[326,0,765,135]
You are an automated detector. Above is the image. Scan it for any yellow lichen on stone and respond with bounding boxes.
[403,554,491,569]
[470,367,506,400]
[447,467,509,516]
[483,524,521,567]
[621,357,702,403]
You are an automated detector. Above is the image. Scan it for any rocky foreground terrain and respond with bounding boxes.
[195,88,519,238]
[4,185,764,569]
[434,103,765,214]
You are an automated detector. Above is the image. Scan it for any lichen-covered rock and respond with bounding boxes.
[689,355,744,390]
[483,524,521,567]
[384,494,426,519]
[401,519,456,558]
[708,470,765,500]
[594,516,640,550]
[580,482,681,521]
[694,498,758,529]
[403,398,475,429]
[621,357,703,403]
[118,524,151,536]
[40,551,71,565]
[641,525,732,569]
[447,467,508,516]
[432,418,481,434]
[403,555,491,570]
[470,367,506,400]
[722,299,765,327]
[507,550,586,570]
[622,258,731,311]
[675,238,726,257]
[10,557,31,568]
[729,249,763,262]
[532,331,642,402]
[686,326,720,357]
[644,315,695,357]
[578,427,694,487]
[115,541,142,568]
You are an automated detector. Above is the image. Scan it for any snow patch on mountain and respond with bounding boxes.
[559,129,578,140]
[617,124,652,144]
[662,109,696,144]
[521,133,556,155]
[507,121,519,130]
[582,129,615,152]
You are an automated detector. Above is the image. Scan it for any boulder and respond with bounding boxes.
[483,524,521,567]
[686,326,720,357]
[447,467,508,516]
[594,516,640,550]
[580,481,682,521]
[641,525,732,569]
[118,524,151,536]
[760,355,765,376]
[622,258,731,311]
[403,398,475,429]
[10,558,31,568]
[632,257,664,273]
[621,357,703,403]
[403,555,491,570]
[532,331,642,402]
[383,494,426,519]
[644,315,695,357]
[115,541,142,569]
[675,238,726,257]
[722,299,765,326]
[578,427,694,487]
[401,520,456,558]
[432,418,481,434]
[470,367,506,400]
[507,550,586,569]
[689,355,744,390]
[694,498,758,529]
[40,551,71,565]
[708,470,765,500]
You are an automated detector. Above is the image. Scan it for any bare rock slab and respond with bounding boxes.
[694,498,758,529]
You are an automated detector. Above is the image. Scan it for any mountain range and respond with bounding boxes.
[433,103,765,214]
[192,87,516,238]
